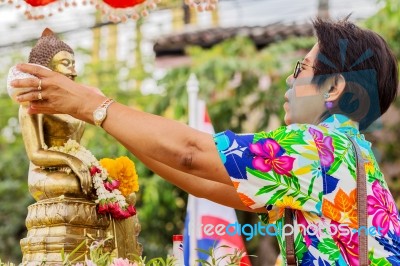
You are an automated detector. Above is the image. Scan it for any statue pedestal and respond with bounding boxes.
[20,197,110,265]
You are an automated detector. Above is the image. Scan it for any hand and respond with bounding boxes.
[10,63,106,123]
[67,156,93,196]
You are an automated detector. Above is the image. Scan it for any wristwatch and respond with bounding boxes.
[93,98,114,127]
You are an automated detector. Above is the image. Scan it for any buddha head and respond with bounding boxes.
[29,28,77,80]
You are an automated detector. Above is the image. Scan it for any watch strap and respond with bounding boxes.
[94,98,114,127]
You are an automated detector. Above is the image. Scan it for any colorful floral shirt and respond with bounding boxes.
[214,114,400,265]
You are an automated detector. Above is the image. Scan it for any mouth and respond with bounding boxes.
[283,101,289,111]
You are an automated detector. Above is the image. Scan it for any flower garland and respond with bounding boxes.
[49,139,139,219]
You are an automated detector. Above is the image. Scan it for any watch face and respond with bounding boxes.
[94,109,106,120]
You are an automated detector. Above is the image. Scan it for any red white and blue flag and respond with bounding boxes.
[183,99,251,265]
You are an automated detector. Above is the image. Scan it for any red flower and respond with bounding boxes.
[98,203,109,214]
[127,205,137,215]
[90,166,101,176]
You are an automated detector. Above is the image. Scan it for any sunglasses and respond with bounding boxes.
[293,60,317,78]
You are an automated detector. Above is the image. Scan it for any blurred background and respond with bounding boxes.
[0,0,399,265]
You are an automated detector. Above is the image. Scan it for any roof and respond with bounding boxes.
[153,23,314,57]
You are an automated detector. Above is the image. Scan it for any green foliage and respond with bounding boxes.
[154,36,315,133]
[364,0,400,58]
[0,52,34,263]
[195,244,252,266]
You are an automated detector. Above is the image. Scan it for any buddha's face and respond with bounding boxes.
[49,51,77,80]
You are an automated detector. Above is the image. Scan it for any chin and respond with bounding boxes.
[284,114,291,125]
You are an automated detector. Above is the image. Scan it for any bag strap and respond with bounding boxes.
[346,134,368,265]
[284,208,297,266]
[284,134,368,266]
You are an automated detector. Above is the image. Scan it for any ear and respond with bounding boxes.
[41,28,54,37]
[326,74,346,102]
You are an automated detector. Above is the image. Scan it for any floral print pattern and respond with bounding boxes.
[249,138,295,176]
[214,114,400,265]
[368,180,400,236]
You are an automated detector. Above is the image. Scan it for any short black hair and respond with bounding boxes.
[312,17,398,131]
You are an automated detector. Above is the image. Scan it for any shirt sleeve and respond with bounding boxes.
[213,124,334,222]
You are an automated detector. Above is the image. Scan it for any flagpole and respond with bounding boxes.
[186,73,199,265]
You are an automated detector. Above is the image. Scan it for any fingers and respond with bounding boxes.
[11,77,41,88]
[16,63,53,78]
[26,103,52,115]
[16,90,46,102]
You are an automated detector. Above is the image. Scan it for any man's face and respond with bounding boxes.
[49,51,77,80]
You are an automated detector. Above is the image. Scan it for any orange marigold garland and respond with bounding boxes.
[100,156,139,197]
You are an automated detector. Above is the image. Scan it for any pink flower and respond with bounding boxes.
[110,258,138,266]
[114,207,131,219]
[296,212,312,247]
[97,203,108,214]
[127,205,137,215]
[249,138,295,176]
[308,128,334,168]
[85,260,97,266]
[330,221,359,265]
[108,202,120,212]
[367,180,400,236]
[104,179,121,191]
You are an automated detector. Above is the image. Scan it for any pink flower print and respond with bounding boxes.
[367,180,400,236]
[249,138,295,176]
[308,128,334,168]
[330,221,359,266]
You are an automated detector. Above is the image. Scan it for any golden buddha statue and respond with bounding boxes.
[18,29,141,264]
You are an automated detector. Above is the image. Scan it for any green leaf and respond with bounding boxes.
[294,233,307,261]
[247,168,279,183]
[327,153,345,175]
[267,188,289,205]
[256,184,280,195]
[368,250,391,266]
[317,238,340,261]
[296,196,309,205]
[307,175,317,196]
[254,127,307,155]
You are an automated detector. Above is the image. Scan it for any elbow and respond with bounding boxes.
[179,140,199,170]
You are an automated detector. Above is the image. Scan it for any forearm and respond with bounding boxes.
[135,152,261,212]
[81,100,232,186]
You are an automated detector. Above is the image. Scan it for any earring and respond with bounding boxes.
[323,92,330,99]
[325,101,333,109]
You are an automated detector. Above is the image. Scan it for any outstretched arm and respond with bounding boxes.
[102,102,232,186]
[13,64,233,192]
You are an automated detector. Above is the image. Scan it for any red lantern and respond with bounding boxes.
[24,0,57,7]
[102,0,145,8]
